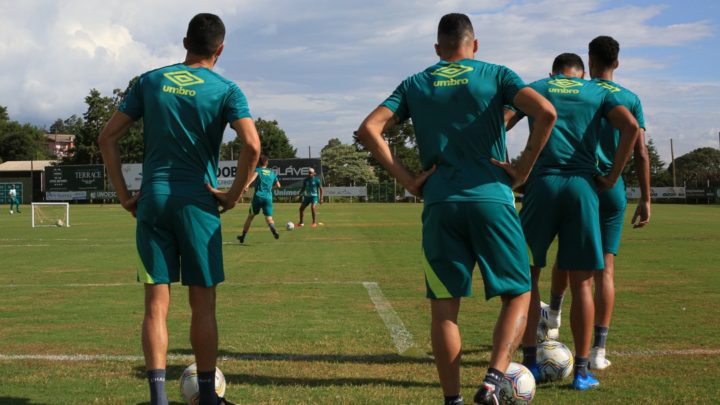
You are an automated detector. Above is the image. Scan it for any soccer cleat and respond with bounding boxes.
[540,301,561,329]
[217,397,236,405]
[589,347,612,370]
[272,230,280,240]
[525,363,542,383]
[473,382,500,405]
[297,222,304,227]
[572,371,600,390]
[311,223,318,228]
[237,234,245,244]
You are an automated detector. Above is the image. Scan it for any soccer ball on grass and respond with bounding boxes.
[499,362,536,405]
[536,340,573,382]
[56,219,64,227]
[286,221,295,231]
[179,363,226,405]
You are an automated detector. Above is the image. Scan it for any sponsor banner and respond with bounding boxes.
[324,187,367,197]
[626,187,686,199]
[273,187,301,197]
[90,191,118,199]
[45,165,104,192]
[46,191,88,201]
[685,188,710,198]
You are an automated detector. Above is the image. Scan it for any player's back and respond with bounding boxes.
[528,75,619,177]
[253,168,277,199]
[120,63,250,198]
[593,79,645,175]
[382,58,525,206]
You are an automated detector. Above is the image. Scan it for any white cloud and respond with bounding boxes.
[0,0,715,162]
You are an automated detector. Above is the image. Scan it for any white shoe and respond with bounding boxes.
[540,301,561,329]
[9,210,13,214]
[589,347,612,370]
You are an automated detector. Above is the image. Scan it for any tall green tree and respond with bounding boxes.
[623,138,667,186]
[321,138,377,186]
[668,147,720,187]
[221,118,296,160]
[0,106,49,161]
[355,120,420,182]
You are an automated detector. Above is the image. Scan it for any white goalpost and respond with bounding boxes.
[32,202,70,228]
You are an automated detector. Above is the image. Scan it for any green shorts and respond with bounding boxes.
[520,174,603,271]
[136,194,224,287]
[599,177,627,255]
[301,196,319,206]
[422,202,530,300]
[251,196,273,216]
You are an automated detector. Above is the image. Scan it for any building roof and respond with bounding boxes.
[0,160,58,172]
[46,134,75,143]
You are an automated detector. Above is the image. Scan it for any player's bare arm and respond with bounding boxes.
[243,171,259,193]
[208,117,260,212]
[632,129,651,228]
[595,105,641,191]
[356,106,435,197]
[492,87,556,189]
[98,111,141,217]
[503,107,524,131]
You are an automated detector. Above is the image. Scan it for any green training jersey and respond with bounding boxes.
[253,167,278,200]
[301,177,322,197]
[593,79,645,175]
[119,63,251,198]
[526,74,621,177]
[381,59,525,206]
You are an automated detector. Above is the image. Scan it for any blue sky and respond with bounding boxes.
[0,0,718,163]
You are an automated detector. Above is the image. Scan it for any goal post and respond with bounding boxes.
[32,202,70,228]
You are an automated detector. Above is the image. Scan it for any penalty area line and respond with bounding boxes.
[362,281,415,355]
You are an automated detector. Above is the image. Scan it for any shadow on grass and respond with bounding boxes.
[0,398,48,405]
[134,402,185,405]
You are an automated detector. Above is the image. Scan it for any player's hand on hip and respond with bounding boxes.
[632,199,651,228]
[121,192,140,218]
[406,165,436,197]
[491,159,526,190]
[206,184,236,214]
[593,175,615,193]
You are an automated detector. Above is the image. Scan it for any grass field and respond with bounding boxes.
[1,202,719,404]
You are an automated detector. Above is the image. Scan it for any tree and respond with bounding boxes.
[623,138,667,186]
[0,106,49,161]
[49,115,83,135]
[354,120,421,182]
[668,147,720,187]
[321,138,377,186]
[221,118,296,160]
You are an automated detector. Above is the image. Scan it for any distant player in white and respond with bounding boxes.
[8,185,20,214]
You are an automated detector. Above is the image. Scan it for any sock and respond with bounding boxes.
[550,293,564,311]
[484,367,504,387]
[594,325,609,349]
[197,370,216,405]
[444,394,464,405]
[522,346,537,367]
[147,369,168,405]
[269,223,277,233]
[574,356,589,378]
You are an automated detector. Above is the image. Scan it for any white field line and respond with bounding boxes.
[2,348,718,364]
[362,281,415,354]
[0,281,365,288]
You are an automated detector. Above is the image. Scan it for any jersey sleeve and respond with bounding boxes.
[380,79,411,122]
[499,66,526,106]
[118,75,145,120]
[224,83,252,124]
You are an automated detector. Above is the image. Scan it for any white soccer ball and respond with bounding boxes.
[536,340,574,382]
[499,362,536,405]
[180,363,227,405]
[56,219,64,227]
[286,221,295,231]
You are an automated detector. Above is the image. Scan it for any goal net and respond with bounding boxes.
[32,203,70,227]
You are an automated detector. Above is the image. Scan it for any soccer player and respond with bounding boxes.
[356,13,557,405]
[297,167,323,227]
[98,13,260,405]
[504,53,641,390]
[237,155,281,243]
[541,36,651,370]
[8,185,20,214]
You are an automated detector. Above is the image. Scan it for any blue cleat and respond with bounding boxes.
[524,363,542,383]
[572,371,600,390]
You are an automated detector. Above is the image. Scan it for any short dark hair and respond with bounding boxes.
[258,155,269,166]
[437,13,474,50]
[589,35,619,68]
[186,13,226,57]
[551,53,585,74]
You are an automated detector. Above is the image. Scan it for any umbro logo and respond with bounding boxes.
[548,79,583,89]
[163,71,205,87]
[432,63,474,79]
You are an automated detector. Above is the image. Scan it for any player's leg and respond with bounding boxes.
[298,201,308,226]
[568,270,598,389]
[422,203,474,404]
[237,212,254,243]
[310,202,318,227]
[176,196,227,404]
[136,195,178,405]
[263,199,279,239]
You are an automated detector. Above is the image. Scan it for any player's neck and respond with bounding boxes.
[590,68,614,82]
[440,52,473,62]
[183,53,217,69]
